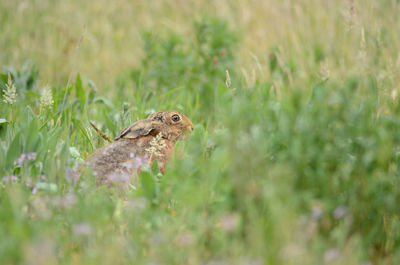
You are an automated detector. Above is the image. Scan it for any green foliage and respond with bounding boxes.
[0,61,39,92]
[131,18,237,118]
[1,16,400,265]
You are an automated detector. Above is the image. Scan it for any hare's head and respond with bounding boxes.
[148,110,193,141]
[115,110,193,142]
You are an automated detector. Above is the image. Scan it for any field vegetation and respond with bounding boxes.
[1,0,400,264]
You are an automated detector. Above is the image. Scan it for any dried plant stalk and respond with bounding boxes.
[90,121,112,143]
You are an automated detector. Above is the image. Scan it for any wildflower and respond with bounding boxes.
[135,156,146,167]
[126,153,149,169]
[25,177,38,193]
[3,73,17,105]
[145,133,166,158]
[27,152,37,160]
[40,85,54,108]
[333,206,347,219]
[15,154,26,165]
[121,161,133,170]
[14,152,36,165]
[72,222,92,235]
[2,175,18,182]
[217,212,240,232]
[108,172,130,184]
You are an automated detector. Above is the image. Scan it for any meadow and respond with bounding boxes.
[1,0,400,264]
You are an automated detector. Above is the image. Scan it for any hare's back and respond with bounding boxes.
[87,139,143,178]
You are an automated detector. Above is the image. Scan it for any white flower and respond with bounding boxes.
[145,133,166,158]
[3,73,17,105]
[40,85,54,108]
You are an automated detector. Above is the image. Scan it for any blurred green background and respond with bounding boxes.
[1,0,400,264]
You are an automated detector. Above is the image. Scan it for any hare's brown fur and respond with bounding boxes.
[86,110,193,185]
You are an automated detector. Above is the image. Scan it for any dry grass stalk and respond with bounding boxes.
[90,121,112,143]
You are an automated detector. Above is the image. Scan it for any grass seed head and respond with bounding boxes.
[3,73,17,105]
[40,85,54,108]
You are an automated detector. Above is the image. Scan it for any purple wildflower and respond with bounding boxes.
[15,154,26,165]
[32,186,38,194]
[135,155,148,168]
[128,153,149,169]
[121,161,133,170]
[333,206,347,219]
[108,173,130,184]
[2,175,18,182]
[14,152,36,166]
[26,152,37,160]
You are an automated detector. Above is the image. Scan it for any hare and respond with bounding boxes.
[86,110,193,186]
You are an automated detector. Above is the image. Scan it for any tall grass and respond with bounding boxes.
[1,1,400,264]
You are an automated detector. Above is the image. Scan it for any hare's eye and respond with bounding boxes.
[171,114,181,123]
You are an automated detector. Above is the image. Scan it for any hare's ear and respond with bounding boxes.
[115,120,156,140]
